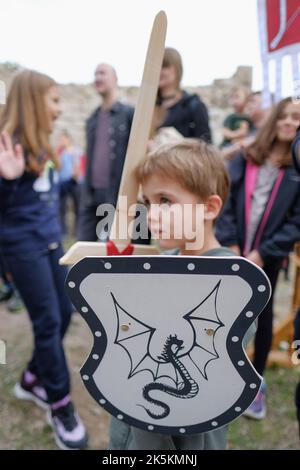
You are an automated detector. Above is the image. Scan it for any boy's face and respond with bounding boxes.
[142,173,205,251]
[245,94,262,120]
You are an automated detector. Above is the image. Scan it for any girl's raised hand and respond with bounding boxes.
[0,130,25,179]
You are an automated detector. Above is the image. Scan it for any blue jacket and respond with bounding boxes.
[216,154,300,263]
[0,162,62,254]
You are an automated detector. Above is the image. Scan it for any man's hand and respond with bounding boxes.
[247,249,264,268]
[0,130,25,180]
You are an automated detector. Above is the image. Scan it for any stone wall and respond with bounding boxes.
[0,62,252,149]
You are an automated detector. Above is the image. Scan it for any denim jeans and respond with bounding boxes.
[4,243,73,403]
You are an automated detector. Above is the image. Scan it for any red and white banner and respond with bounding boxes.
[258,0,300,105]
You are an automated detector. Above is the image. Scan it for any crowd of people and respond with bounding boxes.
[1,47,300,450]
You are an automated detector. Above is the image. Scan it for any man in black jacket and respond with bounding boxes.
[78,64,134,241]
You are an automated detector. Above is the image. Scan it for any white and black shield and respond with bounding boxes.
[66,256,271,435]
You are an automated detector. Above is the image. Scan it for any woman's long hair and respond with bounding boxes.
[0,70,57,172]
[151,48,184,138]
[247,97,294,167]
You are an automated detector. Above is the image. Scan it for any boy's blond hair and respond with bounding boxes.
[136,139,229,204]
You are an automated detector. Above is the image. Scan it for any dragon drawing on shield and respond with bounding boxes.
[111,281,224,420]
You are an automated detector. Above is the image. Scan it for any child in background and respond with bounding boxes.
[108,139,255,450]
[0,70,88,450]
[244,91,268,132]
[217,97,300,420]
[56,130,83,237]
[221,86,254,148]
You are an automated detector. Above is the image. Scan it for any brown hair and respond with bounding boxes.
[161,47,183,90]
[247,97,294,166]
[136,139,229,205]
[151,48,184,136]
[0,69,57,172]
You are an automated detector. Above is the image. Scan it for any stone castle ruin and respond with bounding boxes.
[0,63,252,149]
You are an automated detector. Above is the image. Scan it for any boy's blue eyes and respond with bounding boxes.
[142,197,172,207]
[160,197,171,205]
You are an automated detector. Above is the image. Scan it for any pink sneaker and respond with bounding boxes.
[14,371,49,410]
[244,383,266,420]
[47,398,88,450]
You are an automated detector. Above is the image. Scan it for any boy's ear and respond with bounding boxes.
[204,195,223,221]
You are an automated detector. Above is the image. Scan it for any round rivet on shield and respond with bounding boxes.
[250,383,257,389]
[68,281,75,288]
[104,262,112,270]
[231,263,240,271]
[231,336,239,342]
[92,354,99,360]
[238,360,245,366]
[148,425,154,431]
[143,263,151,270]
[258,284,266,292]
[121,324,129,331]
[235,407,241,412]
[246,311,253,318]
[82,375,89,381]
[99,399,106,405]
[117,414,123,420]
[211,421,218,427]
[81,307,88,313]
[187,263,195,271]
[179,428,186,433]
[206,328,214,336]
[95,331,102,337]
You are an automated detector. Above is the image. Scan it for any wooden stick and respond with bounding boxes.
[60,12,167,265]
[59,241,159,265]
[110,11,167,244]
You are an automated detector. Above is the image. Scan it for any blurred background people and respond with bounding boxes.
[216,97,300,420]
[56,130,84,238]
[221,86,254,148]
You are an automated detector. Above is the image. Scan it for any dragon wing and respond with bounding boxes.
[111,293,158,380]
[184,281,224,379]
[111,293,179,385]
[112,283,224,385]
